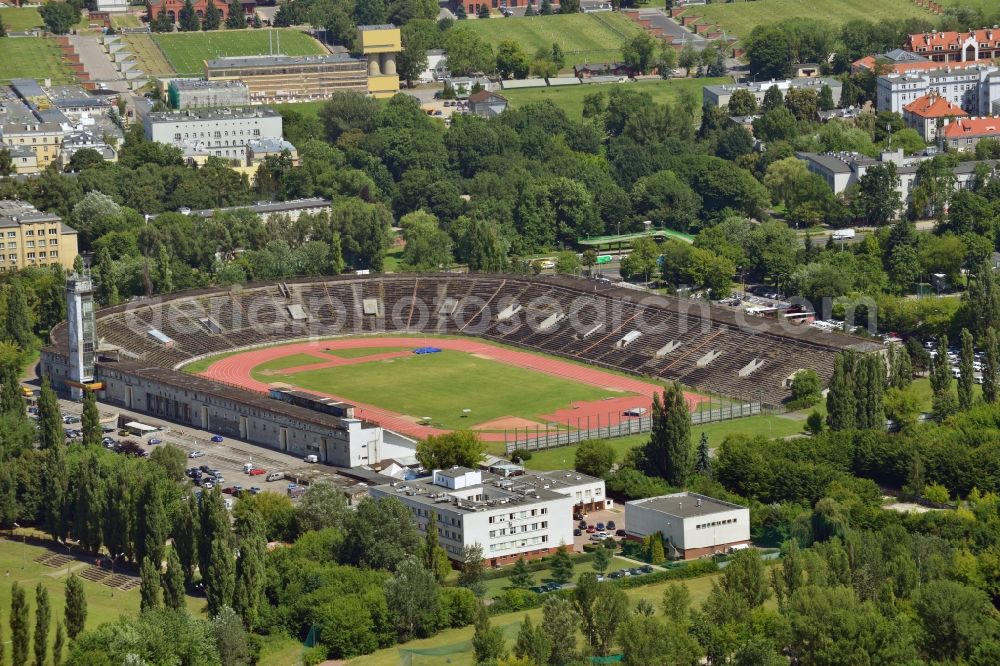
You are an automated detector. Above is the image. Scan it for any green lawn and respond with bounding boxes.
[517,413,807,470]
[478,556,637,600]
[273,100,326,121]
[0,537,204,653]
[503,77,731,119]
[260,349,632,430]
[688,0,933,42]
[349,570,721,666]
[460,13,645,68]
[0,7,43,31]
[153,29,325,76]
[123,33,176,77]
[0,36,72,84]
[324,346,409,359]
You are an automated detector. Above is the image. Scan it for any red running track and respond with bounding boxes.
[198,337,706,442]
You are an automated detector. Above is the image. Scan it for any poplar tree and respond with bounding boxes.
[857,354,885,430]
[695,432,711,478]
[233,510,266,630]
[135,477,167,570]
[643,383,691,486]
[0,370,23,417]
[205,538,235,617]
[173,496,199,585]
[53,622,65,666]
[162,548,186,611]
[959,328,975,410]
[199,487,231,576]
[73,451,104,552]
[984,327,999,403]
[826,352,857,431]
[421,510,448,582]
[64,574,86,639]
[514,614,550,666]
[6,280,35,349]
[888,344,913,389]
[472,603,507,664]
[81,388,100,447]
[11,582,29,666]
[43,445,68,541]
[139,556,161,612]
[33,583,50,666]
[37,377,62,450]
[931,335,957,420]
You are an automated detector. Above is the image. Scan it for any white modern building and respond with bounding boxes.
[625,492,750,560]
[95,0,128,12]
[703,78,842,109]
[370,467,595,566]
[876,64,1000,114]
[143,107,284,162]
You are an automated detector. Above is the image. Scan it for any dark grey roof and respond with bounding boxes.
[146,107,281,122]
[358,24,395,30]
[205,53,363,69]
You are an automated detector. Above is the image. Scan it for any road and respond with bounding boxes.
[67,35,130,92]
[634,8,709,51]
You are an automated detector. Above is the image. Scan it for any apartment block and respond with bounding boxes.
[0,201,79,272]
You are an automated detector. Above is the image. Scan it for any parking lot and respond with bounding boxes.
[573,505,625,551]
[55,398,320,502]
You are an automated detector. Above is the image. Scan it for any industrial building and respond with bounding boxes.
[625,492,750,560]
[0,201,79,272]
[370,467,578,565]
[167,79,251,110]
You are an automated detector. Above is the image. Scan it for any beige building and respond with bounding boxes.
[0,201,79,272]
[358,24,401,99]
[0,122,62,169]
[204,53,369,104]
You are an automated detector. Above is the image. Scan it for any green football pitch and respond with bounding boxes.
[152,29,325,76]
[250,349,632,430]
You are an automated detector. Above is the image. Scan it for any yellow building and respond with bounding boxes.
[1,122,62,169]
[0,201,79,272]
[358,24,401,99]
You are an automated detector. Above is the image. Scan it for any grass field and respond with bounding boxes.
[349,570,722,666]
[0,7,43,30]
[325,346,409,359]
[252,349,630,430]
[110,14,143,29]
[461,13,645,68]
[478,556,637,600]
[515,413,807,469]
[0,36,72,84]
[153,28,325,76]
[123,33,176,76]
[503,76,730,119]
[688,0,933,41]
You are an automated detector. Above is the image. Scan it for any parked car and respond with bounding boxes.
[248,468,266,476]
[101,425,115,433]
[148,438,162,445]
[189,451,205,458]
[118,429,130,436]
[615,529,627,537]
[596,522,605,531]
[211,435,224,443]
[222,487,236,495]
[304,454,318,463]
[640,565,654,574]
[606,521,616,530]
[608,571,626,579]
[586,526,596,533]
[288,485,306,498]
[578,520,587,529]
[249,486,262,495]
[266,471,284,482]
[573,528,582,536]
[199,464,212,473]
[202,480,214,490]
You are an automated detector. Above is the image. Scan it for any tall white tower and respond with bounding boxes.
[65,273,96,401]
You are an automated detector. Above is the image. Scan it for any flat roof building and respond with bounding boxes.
[703,78,842,109]
[167,79,251,110]
[205,53,369,104]
[370,467,605,565]
[0,122,62,170]
[625,492,750,560]
[0,200,79,272]
[143,107,284,163]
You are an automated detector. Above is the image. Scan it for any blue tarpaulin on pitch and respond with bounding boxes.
[413,347,442,355]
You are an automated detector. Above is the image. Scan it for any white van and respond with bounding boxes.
[304,454,319,464]
[831,228,855,241]
[623,407,648,417]
[243,462,253,474]
[266,471,284,482]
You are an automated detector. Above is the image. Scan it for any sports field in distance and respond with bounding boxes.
[502,76,731,119]
[0,36,72,84]
[250,348,629,431]
[0,7,43,30]
[152,28,325,76]
[461,13,645,68]
[689,0,933,41]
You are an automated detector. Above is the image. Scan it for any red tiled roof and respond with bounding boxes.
[903,94,968,119]
[942,117,1000,139]
[906,28,1000,51]
[852,56,994,74]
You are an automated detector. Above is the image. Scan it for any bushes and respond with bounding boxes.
[490,588,544,615]
[613,559,718,589]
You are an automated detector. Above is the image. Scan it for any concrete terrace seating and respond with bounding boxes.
[80,274,868,406]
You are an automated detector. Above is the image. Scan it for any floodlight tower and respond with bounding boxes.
[65,272,97,401]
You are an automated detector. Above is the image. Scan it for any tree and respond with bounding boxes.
[791,369,822,406]
[826,352,857,431]
[461,218,508,272]
[622,33,656,74]
[202,0,221,30]
[384,557,441,640]
[746,26,794,79]
[958,327,975,410]
[34,583,50,666]
[162,548,186,611]
[496,40,530,79]
[752,107,798,143]
[515,615,550,666]
[459,544,486,597]
[298,481,351,533]
[205,538,236,617]
[135,477,168,570]
[856,162,902,225]
[540,596,578,666]
[477,3,490,18]
[233,509,266,630]
[550,544,573,586]
[11,582,29,666]
[784,87,818,122]
[510,557,534,589]
[770,540,804,607]
[558,0,580,12]
[416,430,485,470]
[178,0,201,31]
[472,603,507,663]
[0,15,6,38]
[81,388,100,447]
[140,556,161,612]
[643,384,691,486]
[53,622,65,666]
[720,548,770,609]
[342,497,421,571]
[984,327,999,403]
[174,497,199,586]
[225,0,246,28]
[913,580,992,663]
[37,377,62,450]
[695,433,711,478]
[591,584,628,657]
[400,211,453,271]
[678,44,698,76]
[574,439,615,478]
[888,344,913,390]
[540,0,553,15]
[213,606,256,666]
[39,2,79,34]
[64,574,86,639]
[819,84,835,111]
[573,573,600,648]
[592,547,610,575]
[444,29,495,76]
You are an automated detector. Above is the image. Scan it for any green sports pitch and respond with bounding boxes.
[152,29,325,76]
[249,347,630,431]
